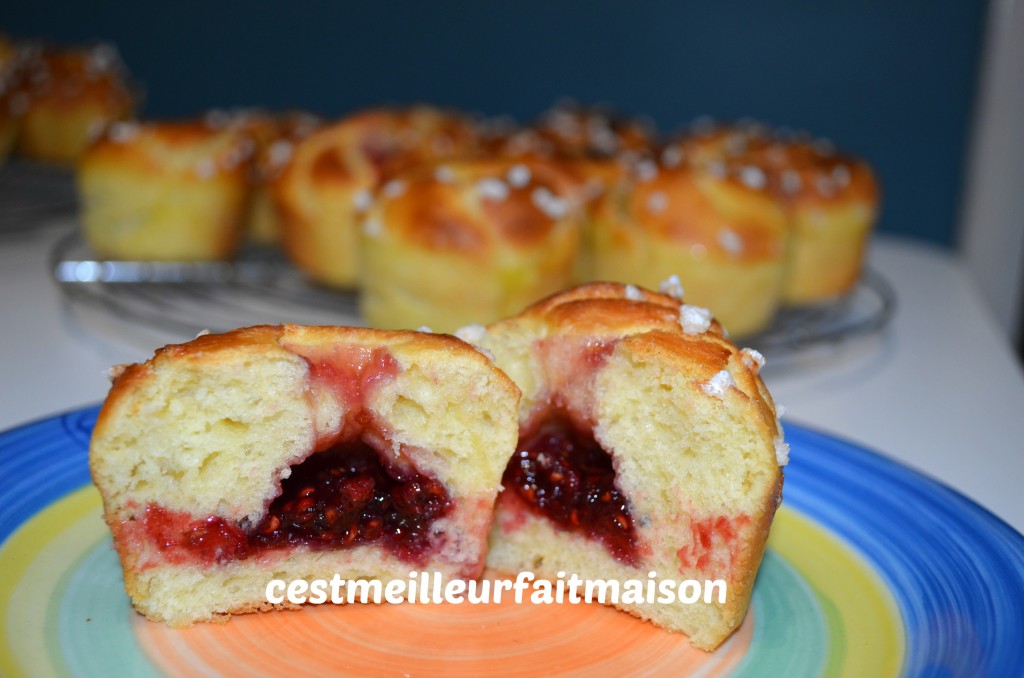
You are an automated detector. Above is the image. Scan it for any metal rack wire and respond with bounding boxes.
[51,230,895,360]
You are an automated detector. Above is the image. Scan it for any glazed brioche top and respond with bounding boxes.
[361,157,584,254]
[670,121,879,209]
[276,105,483,195]
[7,42,136,112]
[82,118,257,179]
[598,157,789,262]
[534,102,657,158]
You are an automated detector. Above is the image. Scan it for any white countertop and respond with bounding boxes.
[2,221,1023,533]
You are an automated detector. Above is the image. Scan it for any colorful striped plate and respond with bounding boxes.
[1,407,1022,677]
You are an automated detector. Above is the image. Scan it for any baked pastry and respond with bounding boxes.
[467,282,785,651]
[358,157,583,332]
[213,108,323,247]
[272,105,482,288]
[757,141,879,304]
[674,121,880,304]
[534,100,657,159]
[77,118,256,261]
[90,324,521,626]
[584,156,789,336]
[12,42,136,164]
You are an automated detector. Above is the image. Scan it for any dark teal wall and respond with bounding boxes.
[3,1,988,247]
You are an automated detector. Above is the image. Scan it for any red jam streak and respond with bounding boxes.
[142,440,452,566]
[503,414,639,566]
[676,514,751,575]
[293,344,401,416]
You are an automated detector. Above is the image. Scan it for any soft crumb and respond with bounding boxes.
[679,304,711,334]
[659,274,685,300]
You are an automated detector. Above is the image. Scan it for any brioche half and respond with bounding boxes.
[90,325,520,626]
[466,283,785,650]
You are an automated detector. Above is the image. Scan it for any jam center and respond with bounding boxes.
[253,439,451,558]
[503,414,639,565]
[143,438,451,566]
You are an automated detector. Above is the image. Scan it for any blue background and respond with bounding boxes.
[2,1,989,247]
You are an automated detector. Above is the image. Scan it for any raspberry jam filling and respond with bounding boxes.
[252,440,451,559]
[143,440,452,566]
[503,414,639,565]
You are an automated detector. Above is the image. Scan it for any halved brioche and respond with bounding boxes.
[467,283,785,650]
[90,325,520,626]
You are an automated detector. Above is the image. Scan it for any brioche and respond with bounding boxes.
[674,121,880,304]
[220,109,323,246]
[90,324,521,626]
[12,43,136,164]
[468,283,785,650]
[77,118,255,261]
[273,105,482,288]
[358,157,583,332]
[585,156,789,336]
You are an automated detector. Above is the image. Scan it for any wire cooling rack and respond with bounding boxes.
[50,230,895,360]
[0,161,78,231]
